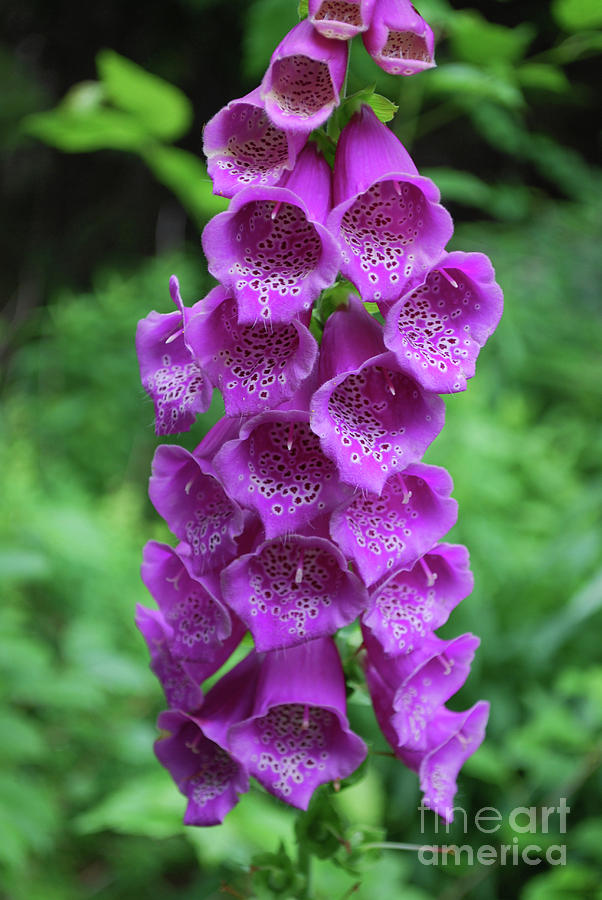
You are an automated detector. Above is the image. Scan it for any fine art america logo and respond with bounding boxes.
[417,800,570,866]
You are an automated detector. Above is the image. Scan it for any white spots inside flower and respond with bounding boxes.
[230,201,321,317]
[326,365,430,476]
[314,0,363,30]
[270,55,335,119]
[184,731,239,808]
[341,474,419,568]
[381,30,433,74]
[243,420,336,526]
[164,588,221,653]
[340,180,426,296]
[393,269,481,383]
[369,558,445,653]
[145,347,206,435]
[183,473,236,566]
[252,704,335,796]
[216,103,291,187]
[246,541,341,639]
[209,298,300,411]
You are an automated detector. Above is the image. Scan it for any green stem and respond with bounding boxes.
[297,842,312,898]
[360,841,451,854]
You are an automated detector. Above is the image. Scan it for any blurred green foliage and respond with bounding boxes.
[22,51,227,228]
[2,0,602,897]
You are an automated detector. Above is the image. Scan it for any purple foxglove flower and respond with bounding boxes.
[214,410,352,540]
[136,275,212,435]
[363,543,474,655]
[229,638,367,809]
[141,540,246,666]
[365,655,488,819]
[202,144,340,324]
[383,251,504,393]
[221,535,368,651]
[203,87,307,199]
[148,445,245,577]
[260,19,348,134]
[310,297,445,494]
[417,701,489,822]
[363,649,488,820]
[309,0,375,40]
[330,463,458,587]
[155,653,262,825]
[185,285,318,417]
[390,633,480,750]
[135,604,204,712]
[327,107,453,303]
[363,0,435,76]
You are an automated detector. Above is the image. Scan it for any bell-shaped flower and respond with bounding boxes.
[141,540,246,666]
[135,604,204,712]
[416,701,490,821]
[229,638,367,809]
[214,410,352,539]
[309,0,375,40]
[155,653,261,825]
[202,144,340,324]
[310,297,445,494]
[330,463,457,587]
[365,654,488,820]
[260,19,348,134]
[363,0,435,76]
[390,633,480,750]
[363,543,474,655]
[148,445,245,577]
[363,643,488,820]
[221,535,368,651]
[203,87,307,199]
[383,252,504,393]
[185,285,318,417]
[327,107,453,303]
[135,275,212,435]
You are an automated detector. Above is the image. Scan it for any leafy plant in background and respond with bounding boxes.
[3,0,601,898]
[23,49,227,228]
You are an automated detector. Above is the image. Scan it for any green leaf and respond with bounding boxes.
[74,770,186,839]
[22,105,148,152]
[363,92,398,123]
[518,62,570,93]
[552,0,602,31]
[449,12,535,66]
[96,49,193,141]
[426,64,524,109]
[298,0,308,18]
[141,144,228,225]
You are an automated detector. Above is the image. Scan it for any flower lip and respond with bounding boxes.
[214,409,351,540]
[185,286,318,418]
[311,349,445,495]
[363,0,436,77]
[202,182,340,325]
[220,534,368,652]
[383,250,504,393]
[309,0,376,40]
[329,462,458,587]
[260,19,349,134]
[203,87,307,199]
[362,542,474,655]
